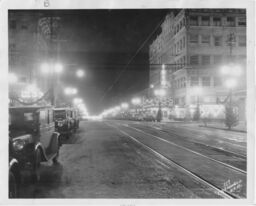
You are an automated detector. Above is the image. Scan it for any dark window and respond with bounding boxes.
[213,55,222,64]
[238,17,246,26]
[201,35,210,45]
[202,55,211,65]
[183,56,186,66]
[226,17,235,27]
[10,20,16,29]
[190,76,199,86]
[238,36,246,46]
[202,76,211,86]
[189,34,198,44]
[190,16,198,26]
[214,36,222,46]
[226,55,236,63]
[183,36,186,48]
[213,17,221,26]
[201,16,210,26]
[21,25,28,30]
[190,55,199,65]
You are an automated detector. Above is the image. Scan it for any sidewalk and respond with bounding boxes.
[161,120,247,133]
[198,121,246,133]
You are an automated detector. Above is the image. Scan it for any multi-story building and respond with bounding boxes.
[9,11,61,106]
[149,9,246,121]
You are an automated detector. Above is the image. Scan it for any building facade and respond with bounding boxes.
[149,9,246,121]
[9,11,61,106]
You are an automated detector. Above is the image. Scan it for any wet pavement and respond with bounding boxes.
[17,120,247,198]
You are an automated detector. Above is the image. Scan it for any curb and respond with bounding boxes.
[198,125,246,133]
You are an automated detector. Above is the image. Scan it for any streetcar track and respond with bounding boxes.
[131,124,246,160]
[106,122,239,199]
[150,123,247,148]
[123,124,247,175]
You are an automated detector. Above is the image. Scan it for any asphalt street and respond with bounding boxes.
[18,120,247,198]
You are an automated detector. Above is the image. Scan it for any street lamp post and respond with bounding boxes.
[131,97,141,118]
[193,86,202,121]
[154,88,166,122]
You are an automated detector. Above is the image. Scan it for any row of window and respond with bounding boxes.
[174,18,186,35]
[173,76,222,89]
[151,33,246,61]
[174,95,220,105]
[189,34,246,47]
[171,54,245,71]
[189,16,246,27]
[151,53,246,69]
[189,54,246,65]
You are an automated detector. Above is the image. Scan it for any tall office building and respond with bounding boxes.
[149,9,246,120]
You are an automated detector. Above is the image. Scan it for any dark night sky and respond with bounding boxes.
[50,10,170,114]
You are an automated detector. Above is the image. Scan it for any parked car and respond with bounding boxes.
[53,107,73,138]
[9,138,21,198]
[9,106,61,182]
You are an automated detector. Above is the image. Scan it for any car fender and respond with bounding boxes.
[34,143,47,161]
[9,158,21,183]
[9,158,19,170]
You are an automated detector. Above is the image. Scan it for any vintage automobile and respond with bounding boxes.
[9,106,61,182]
[53,107,74,137]
[9,138,21,198]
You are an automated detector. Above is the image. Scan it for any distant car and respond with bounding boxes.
[9,106,61,182]
[9,138,21,198]
[53,108,73,138]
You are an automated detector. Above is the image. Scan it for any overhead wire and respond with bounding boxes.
[99,14,167,103]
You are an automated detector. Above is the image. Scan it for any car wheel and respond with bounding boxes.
[32,149,41,183]
[9,171,18,198]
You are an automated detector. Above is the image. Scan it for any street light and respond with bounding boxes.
[20,84,43,100]
[64,87,78,95]
[121,102,129,109]
[220,65,231,75]
[193,86,202,120]
[225,78,237,89]
[73,98,83,105]
[76,69,85,78]
[131,97,141,105]
[154,88,166,97]
[54,63,63,73]
[41,63,63,74]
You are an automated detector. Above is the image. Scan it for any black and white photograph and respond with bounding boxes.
[1,0,255,204]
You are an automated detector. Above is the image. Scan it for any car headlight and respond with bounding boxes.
[12,139,26,151]
[58,121,63,127]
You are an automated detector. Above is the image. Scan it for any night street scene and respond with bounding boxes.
[8,9,247,199]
